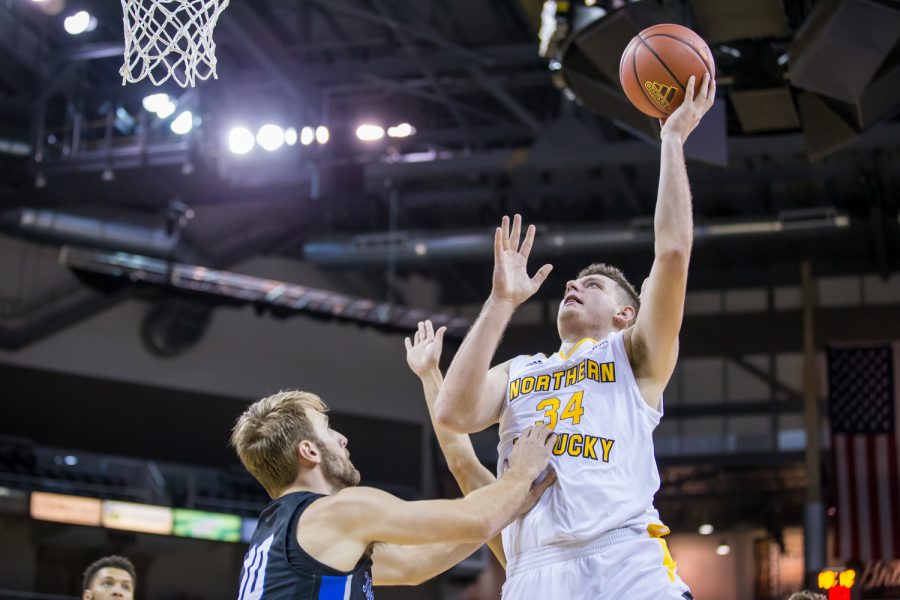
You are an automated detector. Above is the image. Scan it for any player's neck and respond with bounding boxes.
[557,327,613,354]
[280,472,341,497]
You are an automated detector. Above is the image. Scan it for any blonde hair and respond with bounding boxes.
[577,262,640,315]
[231,390,327,498]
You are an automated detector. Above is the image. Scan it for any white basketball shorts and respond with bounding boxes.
[502,526,693,600]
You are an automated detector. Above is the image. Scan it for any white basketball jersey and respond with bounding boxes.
[498,330,665,557]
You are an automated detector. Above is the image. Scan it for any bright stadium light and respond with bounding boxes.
[698,523,714,535]
[284,127,298,146]
[356,124,384,141]
[716,541,731,556]
[300,126,314,146]
[142,93,169,113]
[387,123,416,138]
[228,127,255,155]
[155,98,176,119]
[170,111,193,135]
[64,10,96,35]
[315,125,329,144]
[257,124,285,151]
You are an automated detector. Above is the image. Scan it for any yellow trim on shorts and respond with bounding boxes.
[647,524,677,583]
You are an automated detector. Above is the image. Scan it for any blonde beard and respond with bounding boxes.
[320,444,361,489]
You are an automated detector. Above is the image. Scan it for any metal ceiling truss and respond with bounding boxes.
[60,246,471,336]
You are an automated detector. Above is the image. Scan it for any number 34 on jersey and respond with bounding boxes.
[532,391,615,463]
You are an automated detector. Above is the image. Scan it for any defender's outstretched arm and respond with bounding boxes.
[436,215,552,433]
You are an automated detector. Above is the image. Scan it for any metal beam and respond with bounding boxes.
[60,247,472,337]
[367,0,479,146]
[308,3,365,61]
[219,3,319,121]
[665,399,804,418]
[358,74,515,124]
[303,213,851,267]
[498,302,900,361]
[725,354,802,402]
[61,43,125,62]
[468,67,543,136]
[302,44,542,83]
[305,0,491,67]
[396,0,543,136]
[365,122,900,183]
[0,2,44,96]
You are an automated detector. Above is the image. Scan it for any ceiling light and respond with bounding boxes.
[284,127,297,146]
[170,111,193,135]
[64,10,96,35]
[387,123,415,138]
[155,98,177,119]
[257,124,285,151]
[698,523,714,535]
[300,126,314,145]
[142,93,170,114]
[356,124,385,141]
[716,541,731,556]
[315,125,329,144]
[228,127,255,155]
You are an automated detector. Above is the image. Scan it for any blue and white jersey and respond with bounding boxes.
[238,492,374,600]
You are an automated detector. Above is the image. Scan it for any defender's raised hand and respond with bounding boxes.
[405,320,446,378]
[491,215,553,307]
[659,73,716,144]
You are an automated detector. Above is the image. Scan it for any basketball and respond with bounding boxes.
[619,24,716,119]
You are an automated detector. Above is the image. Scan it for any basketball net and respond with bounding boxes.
[120,0,230,88]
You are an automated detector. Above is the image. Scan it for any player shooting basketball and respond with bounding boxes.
[433,74,715,600]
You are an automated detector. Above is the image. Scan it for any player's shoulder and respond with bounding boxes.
[306,487,397,526]
[507,352,549,371]
[327,486,393,505]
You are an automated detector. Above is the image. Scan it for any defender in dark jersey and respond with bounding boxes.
[232,390,556,599]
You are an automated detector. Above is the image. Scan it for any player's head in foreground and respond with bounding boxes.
[231,390,361,498]
[82,555,136,600]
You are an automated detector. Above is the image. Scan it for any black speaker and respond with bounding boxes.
[690,0,789,43]
[788,0,900,103]
[559,1,672,143]
[730,87,801,133]
[797,91,860,161]
[856,44,900,128]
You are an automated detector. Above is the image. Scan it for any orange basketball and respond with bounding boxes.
[619,23,715,119]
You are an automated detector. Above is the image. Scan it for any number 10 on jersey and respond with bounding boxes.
[535,391,584,429]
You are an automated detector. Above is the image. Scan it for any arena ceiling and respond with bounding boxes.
[1,0,897,533]
[0,0,898,333]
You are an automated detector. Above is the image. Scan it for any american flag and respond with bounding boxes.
[827,344,900,561]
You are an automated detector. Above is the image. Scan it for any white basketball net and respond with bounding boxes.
[120,0,230,88]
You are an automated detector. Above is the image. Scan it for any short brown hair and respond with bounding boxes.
[231,390,328,498]
[83,555,136,591]
[577,263,641,314]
